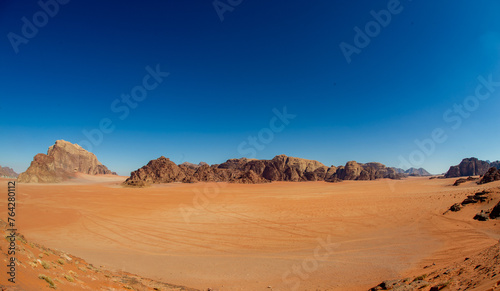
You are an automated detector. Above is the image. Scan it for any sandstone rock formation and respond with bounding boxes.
[444,157,491,178]
[0,166,18,178]
[124,155,403,186]
[18,140,115,183]
[125,156,269,185]
[478,167,500,184]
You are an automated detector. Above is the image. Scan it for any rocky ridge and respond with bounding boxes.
[124,155,402,186]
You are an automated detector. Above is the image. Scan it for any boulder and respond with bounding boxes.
[474,210,490,221]
[449,203,462,212]
[490,201,500,219]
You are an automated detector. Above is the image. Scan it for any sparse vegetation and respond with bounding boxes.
[41,260,51,269]
[38,274,57,289]
[57,258,65,265]
[64,274,74,282]
[87,263,100,272]
[16,235,27,244]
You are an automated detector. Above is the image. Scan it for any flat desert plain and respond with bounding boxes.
[1,176,499,290]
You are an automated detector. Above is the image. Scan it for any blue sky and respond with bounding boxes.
[1,0,500,176]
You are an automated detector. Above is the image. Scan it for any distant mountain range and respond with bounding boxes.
[0,166,18,178]
[392,167,432,176]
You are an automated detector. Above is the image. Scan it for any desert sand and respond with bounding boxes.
[1,175,499,290]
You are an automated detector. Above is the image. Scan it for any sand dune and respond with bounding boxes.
[1,177,499,290]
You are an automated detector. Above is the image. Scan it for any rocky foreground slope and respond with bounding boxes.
[370,242,500,291]
[0,219,197,291]
[18,140,116,183]
[124,155,402,186]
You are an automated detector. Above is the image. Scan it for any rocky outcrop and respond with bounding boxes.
[124,156,269,186]
[490,201,500,219]
[444,190,489,215]
[335,161,399,180]
[18,140,115,183]
[0,166,18,178]
[124,155,403,186]
[478,167,500,184]
[453,176,478,186]
[444,157,491,178]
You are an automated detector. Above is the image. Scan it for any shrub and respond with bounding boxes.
[41,260,51,269]
[64,274,74,282]
[38,274,56,289]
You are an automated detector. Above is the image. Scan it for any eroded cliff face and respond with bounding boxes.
[444,157,491,178]
[124,154,402,186]
[18,140,115,183]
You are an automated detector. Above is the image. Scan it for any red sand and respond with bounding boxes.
[1,176,499,290]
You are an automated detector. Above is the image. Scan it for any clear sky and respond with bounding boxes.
[1,0,500,176]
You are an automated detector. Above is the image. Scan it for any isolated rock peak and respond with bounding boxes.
[18,140,116,183]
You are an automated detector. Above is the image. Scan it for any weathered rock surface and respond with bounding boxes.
[453,178,467,186]
[124,155,403,186]
[444,190,490,215]
[0,166,18,178]
[18,140,115,183]
[490,201,500,219]
[474,210,490,221]
[478,167,500,184]
[444,157,491,178]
